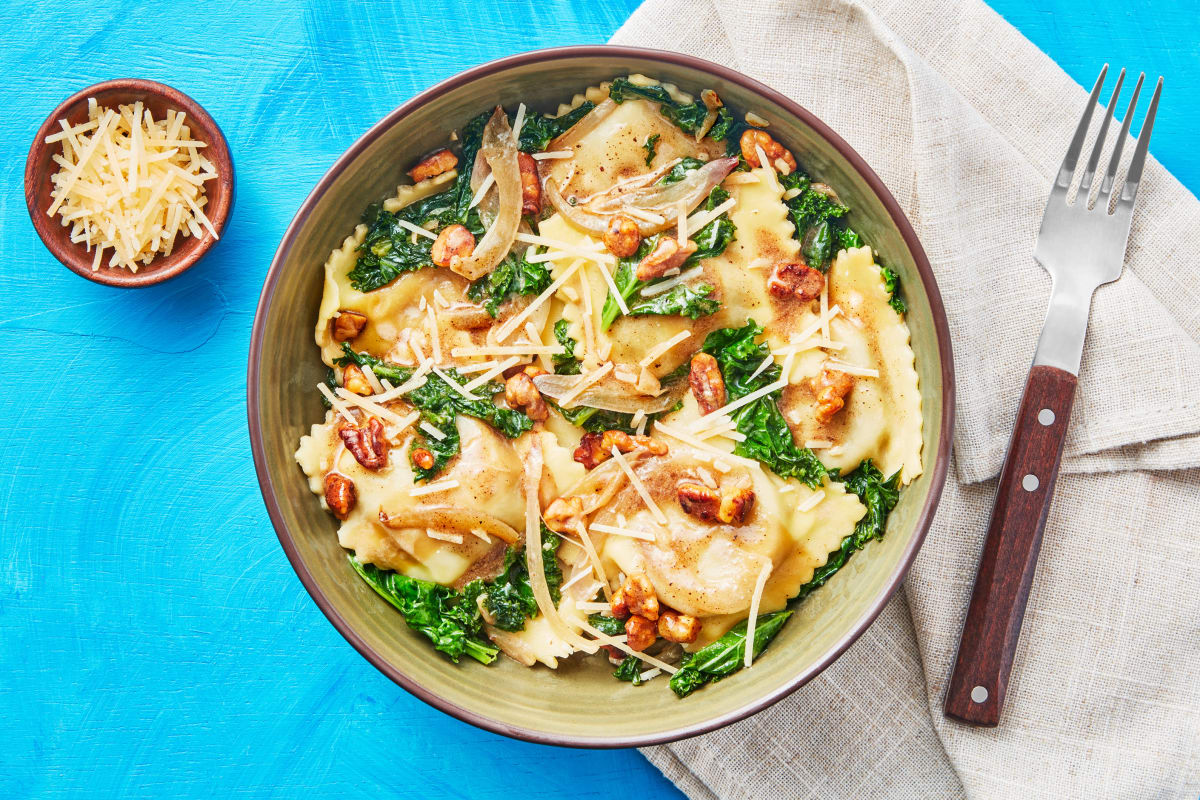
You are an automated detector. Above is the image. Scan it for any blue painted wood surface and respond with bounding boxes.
[1,1,1195,797]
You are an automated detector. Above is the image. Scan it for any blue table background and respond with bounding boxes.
[1,1,1195,797]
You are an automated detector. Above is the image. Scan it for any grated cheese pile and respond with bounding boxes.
[45,98,219,272]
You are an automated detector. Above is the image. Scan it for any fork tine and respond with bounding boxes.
[1100,72,1145,196]
[1078,68,1124,194]
[1117,76,1163,206]
[1052,65,1107,194]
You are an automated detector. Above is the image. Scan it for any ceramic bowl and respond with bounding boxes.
[25,78,234,288]
[249,46,953,747]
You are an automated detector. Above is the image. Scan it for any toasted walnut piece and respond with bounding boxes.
[323,473,356,520]
[767,261,825,302]
[610,586,631,619]
[603,214,642,258]
[688,352,726,415]
[621,574,659,621]
[332,311,368,342]
[411,447,435,471]
[739,128,797,172]
[573,430,666,469]
[338,417,389,470]
[522,364,548,379]
[811,367,855,422]
[517,152,542,216]
[543,495,584,533]
[718,486,755,525]
[431,224,476,268]
[658,610,701,644]
[625,615,657,652]
[342,364,372,396]
[677,482,721,522]
[504,372,548,421]
[407,148,458,183]
[635,237,698,281]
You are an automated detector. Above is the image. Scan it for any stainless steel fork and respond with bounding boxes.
[945,66,1163,726]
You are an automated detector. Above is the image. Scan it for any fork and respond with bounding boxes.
[944,66,1163,726]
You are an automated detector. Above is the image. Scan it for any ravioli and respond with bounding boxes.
[293,75,923,690]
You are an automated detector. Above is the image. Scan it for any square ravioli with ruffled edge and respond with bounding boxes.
[293,74,921,695]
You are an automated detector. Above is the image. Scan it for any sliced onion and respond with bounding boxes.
[469,149,498,229]
[533,373,685,414]
[451,107,522,281]
[546,157,738,237]
[547,98,616,152]
[378,506,520,544]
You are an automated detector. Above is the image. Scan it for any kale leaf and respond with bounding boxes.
[484,529,562,631]
[794,460,900,602]
[600,188,735,330]
[451,111,490,221]
[348,556,498,665]
[669,610,792,697]
[334,345,533,479]
[587,613,626,637]
[608,77,734,141]
[659,157,707,185]
[517,102,595,152]
[642,133,660,166]
[550,402,644,435]
[467,251,552,317]
[880,265,906,315]
[552,319,582,375]
[779,172,852,270]
[627,283,719,319]
[614,655,645,685]
[700,322,826,487]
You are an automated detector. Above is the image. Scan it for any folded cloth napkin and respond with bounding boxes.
[611,1,1200,796]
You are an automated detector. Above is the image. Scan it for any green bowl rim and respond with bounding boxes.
[247,44,956,748]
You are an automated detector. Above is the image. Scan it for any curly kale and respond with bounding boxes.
[608,77,734,141]
[600,187,735,330]
[778,172,862,270]
[334,345,533,480]
[795,460,900,602]
[700,321,826,487]
[880,265,906,315]
[483,528,563,631]
[516,102,595,152]
[551,319,582,375]
[642,133,660,166]
[467,251,551,317]
[669,611,792,697]
[348,557,498,665]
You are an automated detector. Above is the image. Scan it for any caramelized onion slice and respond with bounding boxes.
[547,98,616,152]
[546,157,738,238]
[533,373,685,414]
[451,107,522,281]
[378,506,520,545]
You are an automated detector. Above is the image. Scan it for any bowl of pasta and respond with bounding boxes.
[249,46,953,746]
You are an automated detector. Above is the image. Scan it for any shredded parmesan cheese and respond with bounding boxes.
[426,529,463,544]
[589,522,655,542]
[494,259,583,342]
[334,388,416,429]
[426,304,443,364]
[609,447,668,525]
[531,150,573,160]
[409,478,460,497]
[317,382,355,424]
[691,377,789,434]
[396,218,437,240]
[827,359,880,378]
[469,528,492,543]
[639,266,703,298]
[431,367,481,401]
[638,330,691,369]
[556,361,613,408]
[45,101,219,272]
[676,201,688,245]
[419,421,447,440]
[461,356,520,392]
[797,490,826,512]
[468,172,496,210]
[511,103,527,143]
[515,232,614,264]
[653,422,761,470]
[591,260,629,316]
[744,559,774,668]
[684,196,736,235]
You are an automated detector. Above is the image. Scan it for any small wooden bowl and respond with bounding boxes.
[24,79,235,288]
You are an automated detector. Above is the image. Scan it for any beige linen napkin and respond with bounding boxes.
[610,1,1200,797]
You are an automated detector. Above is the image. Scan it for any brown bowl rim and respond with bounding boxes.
[247,45,955,749]
[24,78,235,288]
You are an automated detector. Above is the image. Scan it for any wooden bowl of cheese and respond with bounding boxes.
[24,78,234,288]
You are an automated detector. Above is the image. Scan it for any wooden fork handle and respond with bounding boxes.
[945,365,1078,726]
